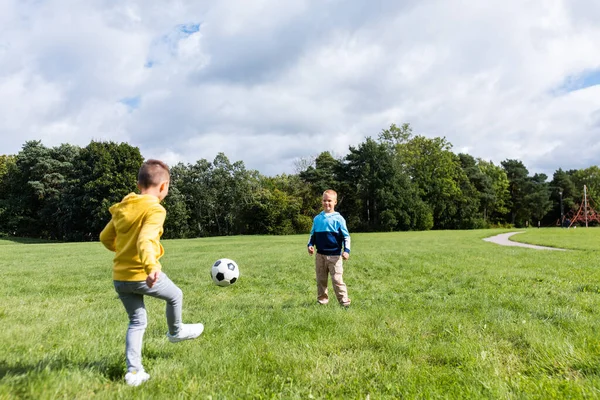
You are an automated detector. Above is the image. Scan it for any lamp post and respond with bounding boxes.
[559,190,564,227]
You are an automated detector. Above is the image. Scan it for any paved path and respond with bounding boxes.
[483,231,566,251]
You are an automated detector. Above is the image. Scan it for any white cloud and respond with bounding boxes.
[1,0,600,177]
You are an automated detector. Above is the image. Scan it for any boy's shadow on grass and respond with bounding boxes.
[0,358,124,382]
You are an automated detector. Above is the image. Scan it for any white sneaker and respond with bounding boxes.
[125,371,150,387]
[167,323,204,343]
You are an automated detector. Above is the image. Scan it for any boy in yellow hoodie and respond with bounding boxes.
[100,159,203,387]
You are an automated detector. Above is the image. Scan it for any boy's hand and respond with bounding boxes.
[308,246,315,255]
[342,251,349,260]
[146,271,161,288]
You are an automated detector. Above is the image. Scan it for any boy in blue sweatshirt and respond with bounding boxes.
[307,189,351,307]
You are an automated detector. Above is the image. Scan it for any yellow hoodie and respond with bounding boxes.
[100,193,165,281]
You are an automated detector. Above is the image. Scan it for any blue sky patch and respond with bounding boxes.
[120,96,141,110]
[178,23,200,36]
[556,68,600,94]
[144,22,201,68]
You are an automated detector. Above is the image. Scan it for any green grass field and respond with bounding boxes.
[1,228,600,399]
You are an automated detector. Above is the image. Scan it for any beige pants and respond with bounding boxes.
[315,253,350,305]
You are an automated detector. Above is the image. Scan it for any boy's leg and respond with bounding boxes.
[315,253,329,304]
[114,283,147,373]
[328,256,350,306]
[147,273,203,343]
[142,273,183,336]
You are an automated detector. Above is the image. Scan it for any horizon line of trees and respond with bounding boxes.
[1,123,599,241]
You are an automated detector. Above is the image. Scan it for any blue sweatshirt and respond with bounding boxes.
[307,211,351,256]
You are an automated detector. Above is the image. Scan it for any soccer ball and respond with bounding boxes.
[211,258,240,286]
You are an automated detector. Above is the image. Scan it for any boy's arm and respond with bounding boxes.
[339,217,351,255]
[99,219,117,252]
[307,222,315,255]
[138,206,166,275]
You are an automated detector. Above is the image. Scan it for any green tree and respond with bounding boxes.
[65,141,143,241]
[569,166,600,207]
[299,151,343,215]
[37,144,80,239]
[477,159,510,223]
[458,153,490,226]
[501,159,530,226]
[0,155,14,179]
[451,154,482,229]
[459,155,511,225]
[242,185,305,235]
[162,185,191,239]
[398,135,473,229]
[210,154,257,235]
[341,137,431,231]
[170,159,213,237]
[299,151,341,193]
[170,154,259,237]
[1,141,50,236]
[526,173,553,225]
[257,174,313,234]
[550,168,576,225]
[0,141,79,238]
[0,155,16,234]
[377,123,413,146]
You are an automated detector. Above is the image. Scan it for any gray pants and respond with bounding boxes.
[114,273,183,373]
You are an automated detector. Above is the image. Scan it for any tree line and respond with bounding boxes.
[1,123,598,241]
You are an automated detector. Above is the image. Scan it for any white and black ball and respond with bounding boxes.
[210,258,240,286]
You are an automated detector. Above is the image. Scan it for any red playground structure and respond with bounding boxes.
[567,185,600,228]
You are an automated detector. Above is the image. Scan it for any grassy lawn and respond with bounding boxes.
[1,228,600,399]
[510,227,600,251]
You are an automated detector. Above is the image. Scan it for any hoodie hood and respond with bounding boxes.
[109,193,160,233]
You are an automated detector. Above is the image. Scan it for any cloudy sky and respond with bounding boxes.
[1,0,600,177]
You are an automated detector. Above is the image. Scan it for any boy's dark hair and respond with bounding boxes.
[138,159,170,189]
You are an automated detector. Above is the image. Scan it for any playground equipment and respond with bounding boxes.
[567,185,600,228]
